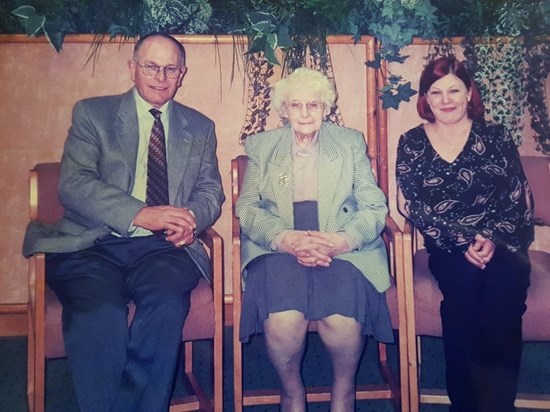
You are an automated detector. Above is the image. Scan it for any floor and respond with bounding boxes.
[1,329,549,411]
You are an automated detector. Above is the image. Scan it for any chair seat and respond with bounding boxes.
[45,278,214,358]
[412,248,550,340]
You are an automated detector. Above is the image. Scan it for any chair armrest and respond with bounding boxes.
[198,227,222,256]
[403,218,414,236]
[198,227,224,300]
[383,214,401,248]
[28,253,46,311]
[28,252,47,352]
[198,227,224,336]
[383,215,403,276]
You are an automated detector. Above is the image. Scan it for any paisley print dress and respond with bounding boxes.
[396,120,534,254]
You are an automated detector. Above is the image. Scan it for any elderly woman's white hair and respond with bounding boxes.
[271,67,337,118]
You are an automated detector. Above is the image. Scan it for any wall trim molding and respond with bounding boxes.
[0,303,27,337]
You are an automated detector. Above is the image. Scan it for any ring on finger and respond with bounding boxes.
[177,240,186,247]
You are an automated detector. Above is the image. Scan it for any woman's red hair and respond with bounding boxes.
[417,56,485,122]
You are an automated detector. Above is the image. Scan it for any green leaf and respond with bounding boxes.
[263,46,279,65]
[43,21,64,52]
[247,11,275,25]
[107,24,132,38]
[380,92,401,110]
[381,3,396,20]
[266,33,277,50]
[247,36,266,54]
[396,82,417,102]
[25,14,46,37]
[366,54,382,69]
[277,25,292,49]
[388,75,401,84]
[11,5,36,19]
[250,21,276,34]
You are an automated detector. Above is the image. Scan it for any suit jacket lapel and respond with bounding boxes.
[318,124,344,230]
[115,91,140,191]
[166,103,192,202]
[269,128,295,226]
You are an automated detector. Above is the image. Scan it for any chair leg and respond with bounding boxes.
[33,254,47,412]
[27,303,36,412]
[398,336,410,412]
[408,337,421,412]
[213,326,223,412]
[233,328,244,412]
[35,349,45,412]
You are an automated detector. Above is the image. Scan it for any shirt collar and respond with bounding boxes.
[133,88,170,120]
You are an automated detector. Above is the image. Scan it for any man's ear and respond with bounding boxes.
[177,66,188,87]
[128,59,137,82]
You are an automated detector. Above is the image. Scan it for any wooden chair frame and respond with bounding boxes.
[27,163,224,412]
[231,155,410,411]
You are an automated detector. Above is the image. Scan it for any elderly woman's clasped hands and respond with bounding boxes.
[279,231,350,267]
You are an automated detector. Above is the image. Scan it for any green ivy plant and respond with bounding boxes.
[428,0,550,154]
[11,5,64,51]
[463,38,526,146]
[6,0,550,153]
[524,42,550,156]
[9,0,212,52]
[350,0,439,109]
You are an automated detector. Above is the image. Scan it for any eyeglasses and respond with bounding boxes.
[134,60,183,79]
[286,101,324,113]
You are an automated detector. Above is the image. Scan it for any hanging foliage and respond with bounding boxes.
[5,0,550,154]
[524,42,550,155]
[463,38,526,146]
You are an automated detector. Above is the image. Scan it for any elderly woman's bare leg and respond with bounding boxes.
[317,314,364,412]
[264,310,309,412]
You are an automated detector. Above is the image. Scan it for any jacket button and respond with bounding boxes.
[343,207,348,213]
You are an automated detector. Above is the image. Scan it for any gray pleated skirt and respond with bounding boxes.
[239,201,394,344]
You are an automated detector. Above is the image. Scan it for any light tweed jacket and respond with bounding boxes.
[236,122,391,292]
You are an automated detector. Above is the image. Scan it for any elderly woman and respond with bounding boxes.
[396,56,534,412]
[236,67,393,411]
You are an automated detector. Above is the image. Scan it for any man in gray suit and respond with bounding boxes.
[23,33,224,411]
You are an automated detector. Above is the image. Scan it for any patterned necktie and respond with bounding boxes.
[146,108,169,206]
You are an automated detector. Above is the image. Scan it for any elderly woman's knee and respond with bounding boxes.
[317,314,361,336]
[264,310,308,338]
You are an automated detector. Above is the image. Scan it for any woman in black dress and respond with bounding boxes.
[396,56,534,412]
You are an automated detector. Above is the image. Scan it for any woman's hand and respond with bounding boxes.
[279,231,333,267]
[305,231,350,258]
[279,231,351,267]
[464,234,496,269]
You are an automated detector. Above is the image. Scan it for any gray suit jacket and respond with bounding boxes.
[236,122,391,292]
[23,89,224,282]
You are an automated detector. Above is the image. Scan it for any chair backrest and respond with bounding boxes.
[231,155,248,238]
[521,156,550,226]
[31,162,63,224]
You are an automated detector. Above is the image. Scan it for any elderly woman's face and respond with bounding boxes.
[282,85,325,139]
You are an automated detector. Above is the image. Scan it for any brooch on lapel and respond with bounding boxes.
[278,173,290,187]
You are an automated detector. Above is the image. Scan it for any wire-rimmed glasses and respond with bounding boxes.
[134,60,184,79]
